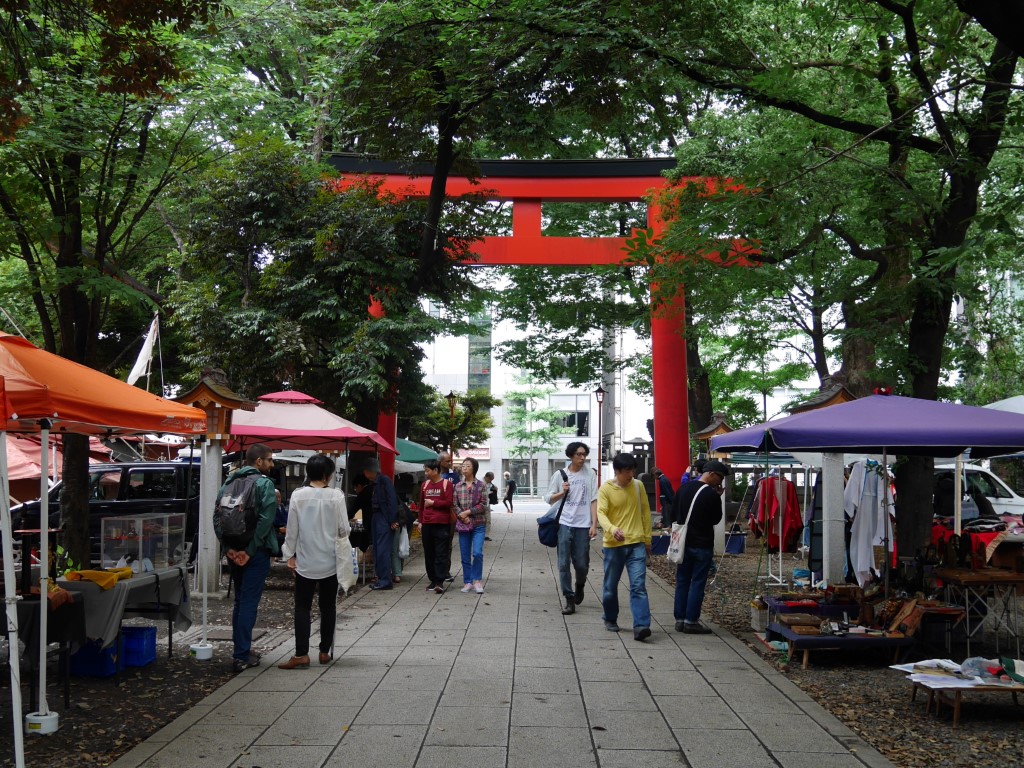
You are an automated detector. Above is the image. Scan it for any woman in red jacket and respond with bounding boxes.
[419,459,455,594]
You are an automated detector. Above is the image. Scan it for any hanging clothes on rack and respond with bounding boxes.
[844,459,895,586]
[750,476,802,551]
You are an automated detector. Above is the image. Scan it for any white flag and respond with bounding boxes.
[127,315,159,386]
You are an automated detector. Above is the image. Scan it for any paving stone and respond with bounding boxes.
[441,678,513,708]
[581,681,658,711]
[508,725,597,767]
[354,688,440,725]
[323,724,427,766]
[596,749,688,768]
[675,728,778,768]
[424,705,510,747]
[255,705,360,745]
[587,709,677,750]
[513,666,581,694]
[415,746,507,767]
[738,712,845,753]
[657,695,745,729]
[511,692,586,726]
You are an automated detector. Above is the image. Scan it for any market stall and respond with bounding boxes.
[0,333,205,763]
[711,394,1024,586]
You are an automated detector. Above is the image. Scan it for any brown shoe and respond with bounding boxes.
[319,652,332,665]
[278,655,310,670]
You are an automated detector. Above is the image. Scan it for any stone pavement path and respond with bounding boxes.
[113,502,895,768]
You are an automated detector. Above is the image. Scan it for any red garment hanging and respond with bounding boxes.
[751,477,803,551]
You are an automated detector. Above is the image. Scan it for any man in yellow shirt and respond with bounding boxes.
[597,453,653,641]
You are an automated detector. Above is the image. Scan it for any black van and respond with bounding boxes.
[11,461,201,566]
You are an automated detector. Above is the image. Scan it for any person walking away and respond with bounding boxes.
[279,454,349,669]
[419,459,454,593]
[215,444,279,672]
[544,442,597,616]
[503,471,517,513]
[454,457,489,593]
[671,459,728,634]
[483,471,497,541]
[363,459,399,590]
[652,468,675,529]
[597,453,653,642]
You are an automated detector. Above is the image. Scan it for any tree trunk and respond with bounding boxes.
[60,434,92,568]
[687,340,712,432]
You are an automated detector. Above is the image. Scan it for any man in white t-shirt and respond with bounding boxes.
[544,442,599,616]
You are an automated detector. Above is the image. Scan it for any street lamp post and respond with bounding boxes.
[595,385,606,486]
[445,390,458,457]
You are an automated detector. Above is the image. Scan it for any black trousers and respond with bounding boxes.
[293,572,339,656]
[421,523,452,586]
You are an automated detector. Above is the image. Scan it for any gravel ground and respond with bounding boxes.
[3,531,1023,767]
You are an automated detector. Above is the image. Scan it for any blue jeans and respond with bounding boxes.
[459,524,486,583]
[557,525,591,598]
[601,543,650,629]
[230,548,271,661]
[674,547,714,623]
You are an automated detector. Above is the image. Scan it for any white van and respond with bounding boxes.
[934,465,1024,518]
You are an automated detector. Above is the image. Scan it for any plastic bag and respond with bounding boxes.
[960,656,1001,679]
[398,527,410,559]
[337,536,357,592]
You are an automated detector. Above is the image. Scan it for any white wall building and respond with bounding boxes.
[420,304,653,497]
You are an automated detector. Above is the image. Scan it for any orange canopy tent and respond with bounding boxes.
[0,333,206,762]
[0,333,205,435]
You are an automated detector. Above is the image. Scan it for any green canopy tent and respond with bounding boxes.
[396,438,439,464]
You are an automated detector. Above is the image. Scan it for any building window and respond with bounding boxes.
[550,394,591,437]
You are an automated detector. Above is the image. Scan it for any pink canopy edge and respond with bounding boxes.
[225,391,396,454]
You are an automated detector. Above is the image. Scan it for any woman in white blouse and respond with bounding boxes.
[279,454,349,669]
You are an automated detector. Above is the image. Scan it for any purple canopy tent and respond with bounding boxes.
[711,395,1024,586]
[710,395,1024,458]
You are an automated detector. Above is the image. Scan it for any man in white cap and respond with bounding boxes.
[670,459,728,634]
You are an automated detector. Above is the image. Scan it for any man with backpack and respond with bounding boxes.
[214,444,280,672]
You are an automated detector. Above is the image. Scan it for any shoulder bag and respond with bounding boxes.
[537,470,569,547]
[667,484,710,565]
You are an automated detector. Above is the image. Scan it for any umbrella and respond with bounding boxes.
[0,334,205,762]
[226,391,396,454]
[395,438,438,463]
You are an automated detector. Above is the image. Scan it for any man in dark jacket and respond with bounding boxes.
[215,444,280,672]
[363,459,399,590]
[670,459,727,634]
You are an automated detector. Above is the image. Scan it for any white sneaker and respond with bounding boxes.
[474,581,485,594]
[460,583,473,593]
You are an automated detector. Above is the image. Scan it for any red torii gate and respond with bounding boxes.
[329,156,691,485]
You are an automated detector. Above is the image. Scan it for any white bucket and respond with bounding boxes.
[189,643,214,661]
[25,711,59,735]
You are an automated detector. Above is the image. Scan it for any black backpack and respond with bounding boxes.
[214,473,261,550]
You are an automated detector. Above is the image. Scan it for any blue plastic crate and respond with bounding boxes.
[71,639,123,677]
[122,626,157,668]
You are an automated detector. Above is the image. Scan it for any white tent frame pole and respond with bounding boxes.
[1,432,27,767]
[35,423,50,717]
